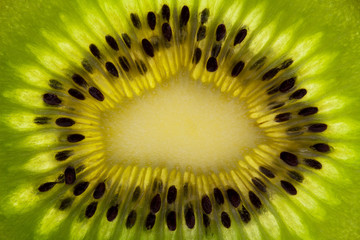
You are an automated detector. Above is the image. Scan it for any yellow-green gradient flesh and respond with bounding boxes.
[0,0,360,240]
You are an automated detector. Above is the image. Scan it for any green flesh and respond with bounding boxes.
[1,0,360,240]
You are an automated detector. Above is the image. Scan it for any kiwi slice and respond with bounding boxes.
[1,0,360,239]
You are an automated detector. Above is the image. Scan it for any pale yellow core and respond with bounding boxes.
[101,72,265,172]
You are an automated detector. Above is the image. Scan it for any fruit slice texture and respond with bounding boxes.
[1,0,360,240]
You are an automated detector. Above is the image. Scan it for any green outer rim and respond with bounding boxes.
[0,0,360,239]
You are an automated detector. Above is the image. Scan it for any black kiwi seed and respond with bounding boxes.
[152,179,159,192]
[268,101,285,110]
[280,59,294,69]
[214,188,224,205]
[57,174,65,183]
[200,8,210,24]
[234,28,247,46]
[67,134,85,143]
[68,88,85,100]
[130,13,142,29]
[122,33,131,49]
[151,36,160,51]
[150,36,160,51]
[55,150,73,161]
[43,93,62,106]
[105,62,119,77]
[150,194,161,213]
[71,74,87,88]
[56,117,75,127]
[288,171,304,183]
[142,39,155,57]
[132,186,141,202]
[138,62,146,73]
[49,79,63,90]
[206,57,218,72]
[73,181,89,196]
[38,182,57,192]
[239,206,251,223]
[298,107,318,116]
[93,182,106,199]
[118,56,130,72]
[221,212,231,228]
[81,60,93,73]
[105,35,119,51]
[259,166,275,178]
[231,61,245,77]
[250,56,266,70]
[135,61,144,75]
[147,12,156,30]
[311,143,330,153]
[226,188,241,208]
[166,211,177,231]
[192,48,202,64]
[34,117,51,125]
[197,25,206,41]
[136,60,147,75]
[179,6,190,28]
[85,201,98,218]
[308,123,327,132]
[201,195,212,214]
[156,179,163,192]
[145,213,156,230]
[183,183,189,196]
[203,214,211,227]
[89,44,101,59]
[76,165,85,173]
[262,67,280,81]
[267,86,279,95]
[65,166,76,184]
[126,210,137,229]
[185,206,195,229]
[216,24,226,41]
[248,191,262,209]
[161,4,170,22]
[280,151,298,166]
[211,44,221,58]
[106,205,119,222]
[289,89,307,100]
[286,126,305,136]
[167,185,177,204]
[89,87,105,101]
[274,112,291,122]
[162,23,172,41]
[279,77,296,93]
[280,180,297,195]
[251,178,267,193]
[304,159,322,169]
[59,197,73,210]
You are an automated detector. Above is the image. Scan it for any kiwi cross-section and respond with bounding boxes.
[1,0,360,239]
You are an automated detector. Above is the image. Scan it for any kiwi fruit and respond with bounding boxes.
[1,0,360,239]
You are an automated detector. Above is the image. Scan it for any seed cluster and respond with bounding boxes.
[32,2,332,237]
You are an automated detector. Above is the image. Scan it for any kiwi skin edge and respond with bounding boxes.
[0,0,360,240]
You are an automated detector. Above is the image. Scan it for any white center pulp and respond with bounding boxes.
[101,72,265,172]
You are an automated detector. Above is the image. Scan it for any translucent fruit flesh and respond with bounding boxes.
[0,0,360,240]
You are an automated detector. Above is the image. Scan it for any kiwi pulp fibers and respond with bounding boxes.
[1,0,360,239]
